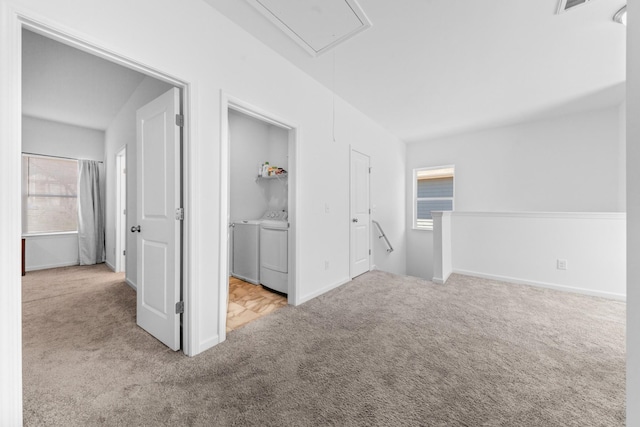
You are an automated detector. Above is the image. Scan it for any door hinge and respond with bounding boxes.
[123,250,126,255]
[175,301,184,314]
[369,167,372,173]
[369,249,372,255]
[175,208,184,220]
[369,208,371,214]
[175,114,184,127]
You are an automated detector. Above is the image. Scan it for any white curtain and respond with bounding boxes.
[78,160,105,265]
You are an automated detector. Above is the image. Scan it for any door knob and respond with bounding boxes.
[352,218,359,223]
[131,225,141,233]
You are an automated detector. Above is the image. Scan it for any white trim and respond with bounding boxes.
[26,261,79,272]
[22,231,77,238]
[13,10,197,352]
[453,269,626,301]
[297,276,351,305]
[19,16,186,88]
[1,3,25,423]
[114,146,126,273]
[219,92,301,346]
[432,276,448,284]
[1,12,199,424]
[228,103,293,130]
[199,335,220,353]
[105,261,115,272]
[452,211,626,220]
[125,278,137,291]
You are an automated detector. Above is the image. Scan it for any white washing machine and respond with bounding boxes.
[231,220,261,285]
[259,210,288,294]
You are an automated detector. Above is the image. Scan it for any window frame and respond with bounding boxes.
[413,165,455,231]
[22,153,79,236]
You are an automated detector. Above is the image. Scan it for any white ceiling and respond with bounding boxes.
[205,0,627,142]
[22,30,147,131]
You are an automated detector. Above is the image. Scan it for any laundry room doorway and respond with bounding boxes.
[219,96,298,341]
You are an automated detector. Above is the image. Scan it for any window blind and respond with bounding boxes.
[23,155,78,233]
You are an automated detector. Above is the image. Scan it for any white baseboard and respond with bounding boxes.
[105,261,116,272]
[297,276,351,305]
[453,269,626,301]
[26,260,79,272]
[432,276,446,285]
[230,273,259,285]
[199,335,220,354]
[125,278,137,291]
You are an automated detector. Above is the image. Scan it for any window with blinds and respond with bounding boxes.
[22,154,78,234]
[414,166,454,230]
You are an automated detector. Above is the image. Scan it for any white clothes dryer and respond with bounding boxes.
[259,210,288,294]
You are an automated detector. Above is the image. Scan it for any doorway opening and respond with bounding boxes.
[219,97,299,341]
[20,24,190,353]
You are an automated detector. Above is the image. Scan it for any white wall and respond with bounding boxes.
[22,115,104,161]
[337,102,407,276]
[22,115,104,270]
[229,109,288,221]
[0,0,404,352]
[24,233,78,271]
[0,2,407,418]
[450,212,625,299]
[406,106,625,279]
[104,76,174,285]
[627,1,639,422]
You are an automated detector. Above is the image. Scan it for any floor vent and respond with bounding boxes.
[557,0,590,13]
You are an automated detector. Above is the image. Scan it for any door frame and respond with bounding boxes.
[115,146,127,273]
[219,92,300,343]
[2,10,197,418]
[349,147,372,278]
[14,15,194,355]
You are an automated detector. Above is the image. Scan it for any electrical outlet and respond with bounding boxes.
[557,259,568,270]
[325,260,330,270]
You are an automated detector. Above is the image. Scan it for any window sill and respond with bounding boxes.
[412,227,433,232]
[23,231,78,238]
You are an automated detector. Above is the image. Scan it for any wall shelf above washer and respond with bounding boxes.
[255,172,288,183]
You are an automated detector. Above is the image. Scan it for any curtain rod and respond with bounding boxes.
[22,152,104,163]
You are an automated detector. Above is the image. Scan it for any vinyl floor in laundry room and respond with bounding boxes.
[227,276,288,332]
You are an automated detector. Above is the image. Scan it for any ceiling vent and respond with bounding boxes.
[557,0,591,13]
[247,0,372,57]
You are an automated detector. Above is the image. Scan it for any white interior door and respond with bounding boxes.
[350,149,371,278]
[135,88,181,351]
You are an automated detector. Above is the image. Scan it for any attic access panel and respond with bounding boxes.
[247,0,372,57]
[557,0,590,13]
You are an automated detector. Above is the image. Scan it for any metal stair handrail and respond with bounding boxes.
[372,220,394,253]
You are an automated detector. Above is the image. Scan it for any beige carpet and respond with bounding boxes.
[22,266,625,426]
